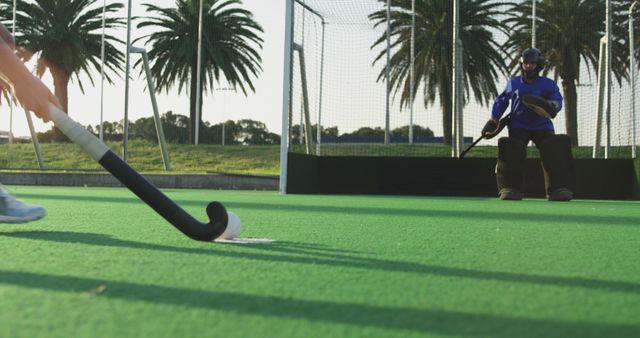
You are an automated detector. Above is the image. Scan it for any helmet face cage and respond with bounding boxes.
[520,48,545,77]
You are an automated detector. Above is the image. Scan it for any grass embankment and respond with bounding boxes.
[1,140,632,176]
[0,141,280,176]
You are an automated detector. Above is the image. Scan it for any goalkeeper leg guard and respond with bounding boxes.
[539,134,574,201]
[496,137,527,200]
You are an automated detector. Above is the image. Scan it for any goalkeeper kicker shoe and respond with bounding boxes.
[499,188,523,200]
[548,188,573,202]
[0,187,46,223]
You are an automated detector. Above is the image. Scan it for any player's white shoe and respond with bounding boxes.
[0,187,46,223]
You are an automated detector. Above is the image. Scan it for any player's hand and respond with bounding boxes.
[481,119,499,139]
[12,71,61,122]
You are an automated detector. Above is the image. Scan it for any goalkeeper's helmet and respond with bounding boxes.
[520,48,545,80]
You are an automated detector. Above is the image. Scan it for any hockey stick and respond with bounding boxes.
[49,105,228,241]
[459,135,484,159]
[459,114,511,159]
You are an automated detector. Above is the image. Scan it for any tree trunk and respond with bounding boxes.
[188,61,205,145]
[561,78,578,146]
[48,63,70,113]
[47,63,70,141]
[440,75,452,145]
[188,65,197,144]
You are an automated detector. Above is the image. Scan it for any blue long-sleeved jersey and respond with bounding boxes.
[491,75,563,131]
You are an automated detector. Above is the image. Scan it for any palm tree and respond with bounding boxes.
[369,0,510,145]
[502,0,628,146]
[136,0,263,144]
[0,0,125,114]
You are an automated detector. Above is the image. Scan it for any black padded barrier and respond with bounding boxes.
[287,153,637,200]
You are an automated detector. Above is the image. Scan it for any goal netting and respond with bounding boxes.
[284,0,639,159]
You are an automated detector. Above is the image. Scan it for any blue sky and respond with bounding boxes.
[1,0,286,138]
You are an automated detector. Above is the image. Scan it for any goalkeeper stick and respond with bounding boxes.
[459,135,485,159]
[459,114,511,159]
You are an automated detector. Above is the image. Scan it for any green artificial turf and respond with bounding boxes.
[0,186,638,338]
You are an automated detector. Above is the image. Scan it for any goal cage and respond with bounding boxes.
[280,0,639,192]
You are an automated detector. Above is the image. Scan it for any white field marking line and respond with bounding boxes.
[214,237,275,244]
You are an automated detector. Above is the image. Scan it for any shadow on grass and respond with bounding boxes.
[2,230,639,295]
[0,269,638,337]
[17,193,640,227]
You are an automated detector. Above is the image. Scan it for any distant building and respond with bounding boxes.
[0,130,13,143]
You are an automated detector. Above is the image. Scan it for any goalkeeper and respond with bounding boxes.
[482,47,574,201]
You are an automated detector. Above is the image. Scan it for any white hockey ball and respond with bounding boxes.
[219,211,242,239]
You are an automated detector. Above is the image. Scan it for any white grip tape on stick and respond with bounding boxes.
[49,104,110,161]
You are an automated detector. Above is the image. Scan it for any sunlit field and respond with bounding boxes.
[1,186,638,338]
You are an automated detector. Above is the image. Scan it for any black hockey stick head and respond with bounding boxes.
[206,201,229,234]
[99,150,230,241]
[169,201,229,241]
